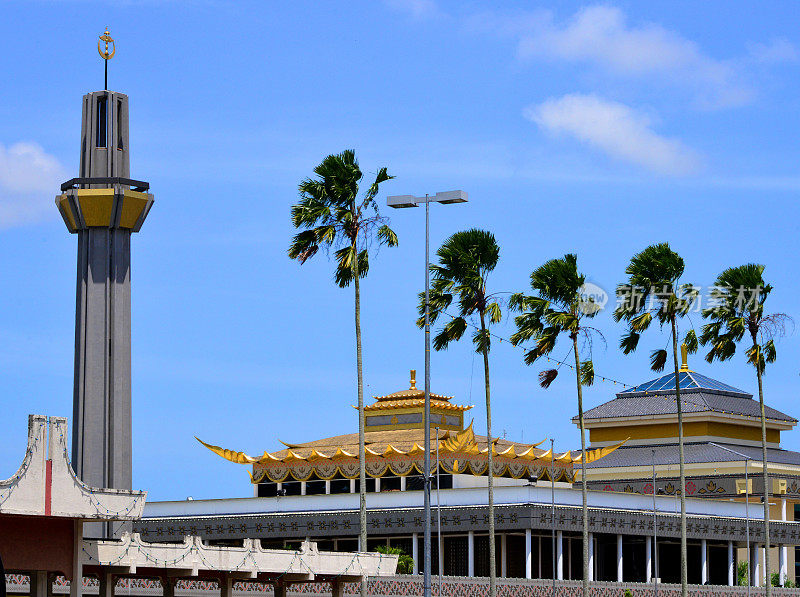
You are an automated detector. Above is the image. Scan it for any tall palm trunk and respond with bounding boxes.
[670,318,687,597]
[755,339,772,593]
[479,311,496,597]
[353,231,368,597]
[572,333,589,596]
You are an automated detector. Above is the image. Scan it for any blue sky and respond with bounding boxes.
[1,1,799,501]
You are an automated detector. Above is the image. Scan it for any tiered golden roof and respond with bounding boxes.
[198,369,624,484]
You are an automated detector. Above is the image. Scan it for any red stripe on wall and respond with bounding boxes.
[45,459,53,516]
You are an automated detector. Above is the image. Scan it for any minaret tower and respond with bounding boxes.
[55,30,153,536]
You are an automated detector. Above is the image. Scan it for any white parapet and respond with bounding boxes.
[82,534,397,580]
[0,415,145,520]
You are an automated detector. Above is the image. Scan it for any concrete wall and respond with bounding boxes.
[8,575,800,597]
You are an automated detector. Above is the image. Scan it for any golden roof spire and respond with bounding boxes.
[680,343,689,372]
[98,27,116,90]
[409,369,416,390]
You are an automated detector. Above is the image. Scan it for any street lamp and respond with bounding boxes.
[388,190,468,597]
[710,442,751,594]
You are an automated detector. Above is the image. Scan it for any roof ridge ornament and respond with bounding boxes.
[410,369,416,390]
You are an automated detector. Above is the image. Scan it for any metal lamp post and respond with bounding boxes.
[388,190,468,597]
[711,443,752,594]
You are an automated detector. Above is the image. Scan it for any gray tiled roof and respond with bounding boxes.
[577,391,795,423]
[584,442,800,469]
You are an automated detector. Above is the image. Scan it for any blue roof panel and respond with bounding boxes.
[620,370,746,395]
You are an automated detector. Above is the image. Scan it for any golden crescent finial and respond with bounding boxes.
[98,28,116,61]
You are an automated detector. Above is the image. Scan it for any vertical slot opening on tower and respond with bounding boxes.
[116,99,124,150]
[96,95,107,148]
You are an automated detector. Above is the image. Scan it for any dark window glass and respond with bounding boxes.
[96,96,107,148]
[444,536,468,576]
[382,476,401,491]
[257,482,278,497]
[305,480,326,495]
[406,475,425,490]
[282,481,301,496]
[330,479,351,494]
[355,478,377,493]
[389,537,413,557]
[432,473,453,490]
[418,536,440,576]
[116,99,124,150]
[337,538,358,552]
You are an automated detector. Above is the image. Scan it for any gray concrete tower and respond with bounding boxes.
[56,90,154,536]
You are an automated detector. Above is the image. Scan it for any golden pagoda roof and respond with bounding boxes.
[365,369,472,413]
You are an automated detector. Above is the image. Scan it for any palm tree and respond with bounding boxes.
[700,264,790,592]
[288,150,397,597]
[614,243,697,597]
[418,228,501,596]
[510,253,600,597]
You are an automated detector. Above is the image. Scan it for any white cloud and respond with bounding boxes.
[0,142,67,228]
[384,0,440,20]
[514,5,752,109]
[747,38,798,64]
[526,94,701,176]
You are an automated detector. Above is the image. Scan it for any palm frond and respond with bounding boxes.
[650,348,668,372]
[432,317,467,351]
[539,369,559,389]
[683,329,698,354]
[487,302,502,324]
[580,360,595,387]
[376,224,398,247]
[619,330,640,354]
[472,327,491,354]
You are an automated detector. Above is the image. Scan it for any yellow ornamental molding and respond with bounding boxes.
[578,439,628,465]
[195,437,256,464]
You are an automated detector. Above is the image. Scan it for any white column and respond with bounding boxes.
[412,532,419,575]
[350,479,356,493]
[616,534,623,582]
[701,538,708,585]
[438,533,444,577]
[375,477,381,492]
[781,497,788,585]
[752,544,761,587]
[781,545,788,587]
[525,528,532,579]
[300,481,307,495]
[762,546,767,586]
[588,533,594,581]
[728,541,735,586]
[556,530,564,580]
[468,531,475,577]
[400,476,407,491]
[325,480,331,494]
[646,537,652,583]
[500,534,507,577]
